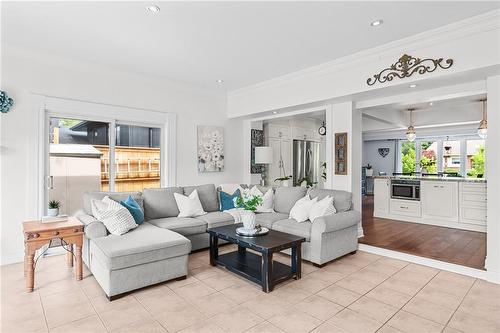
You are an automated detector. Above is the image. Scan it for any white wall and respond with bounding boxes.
[0,45,244,264]
[362,140,396,176]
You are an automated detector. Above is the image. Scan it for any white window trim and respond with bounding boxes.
[396,135,486,177]
[33,95,176,217]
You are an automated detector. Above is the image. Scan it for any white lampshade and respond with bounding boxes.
[255,146,273,164]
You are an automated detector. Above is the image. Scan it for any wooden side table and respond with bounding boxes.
[22,217,84,292]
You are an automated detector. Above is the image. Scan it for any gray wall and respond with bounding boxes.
[363,140,396,176]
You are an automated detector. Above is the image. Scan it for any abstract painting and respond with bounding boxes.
[197,126,224,172]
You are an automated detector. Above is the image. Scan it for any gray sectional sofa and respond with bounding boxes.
[75,184,360,299]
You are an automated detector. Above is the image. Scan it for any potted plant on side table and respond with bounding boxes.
[48,200,61,217]
[235,194,263,231]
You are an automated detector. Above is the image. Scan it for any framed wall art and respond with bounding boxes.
[335,132,347,175]
[250,129,264,174]
[197,126,224,172]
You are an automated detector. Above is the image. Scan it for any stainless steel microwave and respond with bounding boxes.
[391,179,420,201]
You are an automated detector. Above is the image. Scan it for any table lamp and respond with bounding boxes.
[255,146,273,186]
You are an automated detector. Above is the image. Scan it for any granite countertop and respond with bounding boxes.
[373,176,487,183]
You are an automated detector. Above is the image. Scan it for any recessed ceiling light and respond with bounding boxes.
[370,19,383,27]
[429,102,434,106]
[272,111,278,114]
[216,79,224,83]
[409,84,418,88]
[146,5,160,13]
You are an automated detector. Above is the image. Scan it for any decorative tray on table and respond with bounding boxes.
[235,225,269,237]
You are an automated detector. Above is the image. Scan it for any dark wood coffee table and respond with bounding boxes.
[207,223,305,292]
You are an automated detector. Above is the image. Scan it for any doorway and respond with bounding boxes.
[358,94,487,270]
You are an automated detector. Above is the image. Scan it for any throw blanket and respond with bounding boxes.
[225,208,245,223]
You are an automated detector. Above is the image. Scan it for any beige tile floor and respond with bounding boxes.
[1,245,500,333]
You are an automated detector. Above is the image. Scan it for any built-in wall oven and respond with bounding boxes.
[391,179,420,201]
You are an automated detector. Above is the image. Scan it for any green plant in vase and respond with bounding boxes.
[235,194,263,212]
[235,194,263,230]
[48,200,61,217]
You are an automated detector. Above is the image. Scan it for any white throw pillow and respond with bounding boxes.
[174,189,207,217]
[249,186,274,213]
[289,195,318,223]
[309,196,336,222]
[91,196,138,235]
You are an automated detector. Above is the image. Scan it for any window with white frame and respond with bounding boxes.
[397,137,486,178]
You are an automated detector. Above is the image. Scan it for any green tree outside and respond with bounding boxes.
[467,145,485,178]
[401,142,416,174]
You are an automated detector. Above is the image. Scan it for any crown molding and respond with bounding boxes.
[229,9,500,98]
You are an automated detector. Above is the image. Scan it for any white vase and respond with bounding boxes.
[47,208,59,217]
[366,169,373,177]
[241,210,256,230]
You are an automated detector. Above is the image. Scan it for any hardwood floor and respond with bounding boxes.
[359,195,486,270]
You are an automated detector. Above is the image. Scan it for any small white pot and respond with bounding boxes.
[366,169,373,177]
[241,210,256,230]
[281,179,291,187]
[47,208,59,217]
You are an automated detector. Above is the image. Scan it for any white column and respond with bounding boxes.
[326,101,363,237]
[486,75,500,283]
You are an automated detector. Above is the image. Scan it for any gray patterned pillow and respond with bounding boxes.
[91,196,137,235]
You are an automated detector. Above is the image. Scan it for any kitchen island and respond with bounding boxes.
[373,176,487,232]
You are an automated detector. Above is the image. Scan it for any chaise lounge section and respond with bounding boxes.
[75,184,360,298]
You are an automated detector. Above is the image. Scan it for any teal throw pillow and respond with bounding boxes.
[120,195,144,224]
[219,189,242,211]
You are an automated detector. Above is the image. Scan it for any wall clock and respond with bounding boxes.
[318,122,326,136]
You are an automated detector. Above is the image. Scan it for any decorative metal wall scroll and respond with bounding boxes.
[366,54,454,86]
[334,132,348,175]
[378,148,390,158]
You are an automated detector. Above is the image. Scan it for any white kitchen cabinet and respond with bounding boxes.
[460,182,487,226]
[266,138,292,185]
[390,199,421,217]
[421,181,459,222]
[266,124,291,139]
[374,178,390,216]
[291,126,314,141]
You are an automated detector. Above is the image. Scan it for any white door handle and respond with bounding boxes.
[46,176,54,190]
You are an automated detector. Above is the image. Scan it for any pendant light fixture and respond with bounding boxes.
[406,108,416,142]
[477,98,487,139]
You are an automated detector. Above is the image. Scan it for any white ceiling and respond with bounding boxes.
[2,1,499,90]
[361,94,486,132]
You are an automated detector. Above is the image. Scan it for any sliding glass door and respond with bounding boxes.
[47,117,162,216]
[48,117,110,216]
[112,123,161,192]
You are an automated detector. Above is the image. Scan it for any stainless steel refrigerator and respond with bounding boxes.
[293,140,321,186]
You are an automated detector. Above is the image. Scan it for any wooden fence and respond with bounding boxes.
[95,145,161,192]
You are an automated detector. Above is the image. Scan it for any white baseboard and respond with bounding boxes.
[359,244,499,284]
[0,251,24,266]
[373,212,486,233]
